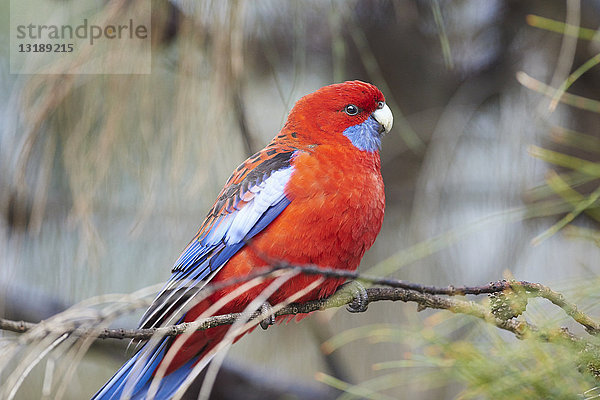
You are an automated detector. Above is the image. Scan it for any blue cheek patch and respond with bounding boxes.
[342,116,382,152]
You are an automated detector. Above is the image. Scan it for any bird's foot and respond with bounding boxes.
[338,281,369,313]
[259,302,276,330]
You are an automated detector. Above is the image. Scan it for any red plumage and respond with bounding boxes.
[93,81,392,399]
[166,81,386,372]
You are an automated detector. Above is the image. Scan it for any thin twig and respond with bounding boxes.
[0,286,590,345]
[514,281,600,334]
[0,265,597,345]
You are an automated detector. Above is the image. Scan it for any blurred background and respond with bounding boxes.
[1,0,600,399]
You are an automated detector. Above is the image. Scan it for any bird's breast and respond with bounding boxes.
[277,146,384,268]
[210,145,385,306]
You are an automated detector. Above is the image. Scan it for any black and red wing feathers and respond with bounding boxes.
[138,142,298,330]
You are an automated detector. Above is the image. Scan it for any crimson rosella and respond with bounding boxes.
[93,80,393,399]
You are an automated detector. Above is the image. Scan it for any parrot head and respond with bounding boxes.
[286,80,393,152]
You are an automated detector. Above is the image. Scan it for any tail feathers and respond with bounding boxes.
[92,339,200,400]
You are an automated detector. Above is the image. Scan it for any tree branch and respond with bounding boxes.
[3,265,600,379]
[0,264,598,363]
[0,278,597,346]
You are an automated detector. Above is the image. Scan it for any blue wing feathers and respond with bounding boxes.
[94,155,296,399]
[244,197,291,240]
[92,339,199,400]
[92,340,166,399]
[137,166,293,331]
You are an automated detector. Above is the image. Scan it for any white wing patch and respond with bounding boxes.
[202,214,235,245]
[224,167,293,244]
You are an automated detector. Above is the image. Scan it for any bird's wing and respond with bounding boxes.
[139,147,298,329]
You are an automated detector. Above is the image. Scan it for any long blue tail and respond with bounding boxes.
[92,339,200,400]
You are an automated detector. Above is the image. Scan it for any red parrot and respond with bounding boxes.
[93,80,393,399]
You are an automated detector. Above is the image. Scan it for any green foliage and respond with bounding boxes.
[319,312,600,399]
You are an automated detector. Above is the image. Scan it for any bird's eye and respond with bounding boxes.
[377,101,385,109]
[344,104,359,116]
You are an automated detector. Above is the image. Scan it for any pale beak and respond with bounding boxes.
[372,103,393,134]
